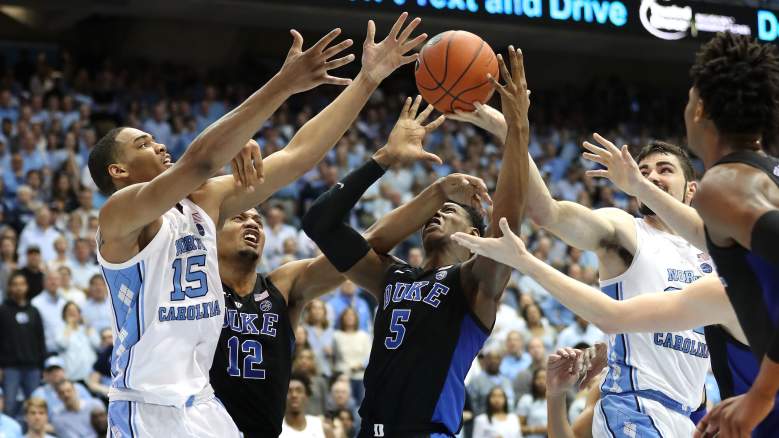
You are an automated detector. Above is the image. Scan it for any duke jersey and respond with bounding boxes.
[211,274,294,437]
[96,198,225,406]
[358,262,490,438]
[705,151,779,362]
[599,218,711,414]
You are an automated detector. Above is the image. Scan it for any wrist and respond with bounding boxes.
[632,178,654,199]
[355,70,381,89]
[268,71,300,98]
[372,148,393,169]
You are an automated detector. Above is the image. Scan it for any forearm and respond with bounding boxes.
[302,159,385,272]
[527,156,561,226]
[548,395,576,438]
[182,75,290,173]
[364,180,446,254]
[513,253,620,332]
[634,179,706,249]
[492,122,528,235]
[755,350,779,397]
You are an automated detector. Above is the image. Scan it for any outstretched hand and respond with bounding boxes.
[436,173,493,216]
[489,46,530,130]
[582,133,644,196]
[279,28,355,95]
[373,95,444,167]
[362,12,427,84]
[448,102,508,141]
[451,217,526,267]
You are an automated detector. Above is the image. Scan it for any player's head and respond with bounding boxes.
[635,141,697,215]
[687,33,779,159]
[286,372,312,415]
[422,201,485,254]
[88,127,172,196]
[218,208,264,266]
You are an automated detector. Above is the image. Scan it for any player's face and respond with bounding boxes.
[218,209,265,260]
[286,380,308,413]
[112,128,172,186]
[422,202,477,244]
[637,153,693,207]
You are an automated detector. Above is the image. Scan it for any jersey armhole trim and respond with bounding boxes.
[599,218,643,287]
[96,216,170,269]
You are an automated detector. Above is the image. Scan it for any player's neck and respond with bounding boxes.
[220,261,258,297]
[643,214,675,235]
[702,136,762,169]
[422,245,468,271]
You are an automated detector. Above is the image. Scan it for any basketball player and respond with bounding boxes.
[451,112,709,435]
[683,33,779,438]
[303,47,529,438]
[88,26,370,436]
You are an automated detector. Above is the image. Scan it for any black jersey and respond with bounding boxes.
[210,274,294,438]
[704,151,779,361]
[704,325,779,436]
[358,262,490,438]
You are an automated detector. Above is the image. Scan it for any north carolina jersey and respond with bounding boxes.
[600,218,711,412]
[97,198,224,407]
[358,262,489,437]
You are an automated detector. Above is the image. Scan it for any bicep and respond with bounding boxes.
[100,160,212,238]
[545,203,625,252]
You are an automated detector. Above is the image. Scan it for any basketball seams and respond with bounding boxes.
[432,40,485,108]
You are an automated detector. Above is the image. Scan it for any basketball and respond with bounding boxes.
[415,30,499,114]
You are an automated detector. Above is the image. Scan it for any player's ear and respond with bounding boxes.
[685,180,698,203]
[469,226,479,237]
[108,163,128,181]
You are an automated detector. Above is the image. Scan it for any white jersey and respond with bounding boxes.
[97,198,224,407]
[599,218,712,412]
[280,415,326,438]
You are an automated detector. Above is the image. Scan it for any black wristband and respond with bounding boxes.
[751,210,779,266]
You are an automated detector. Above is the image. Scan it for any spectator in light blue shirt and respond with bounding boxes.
[50,380,103,438]
[499,331,532,381]
[0,387,23,438]
[327,281,373,333]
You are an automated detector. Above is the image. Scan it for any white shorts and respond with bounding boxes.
[107,395,240,437]
[592,393,695,438]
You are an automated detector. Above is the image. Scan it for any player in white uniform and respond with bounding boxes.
[88,27,367,437]
[450,106,711,437]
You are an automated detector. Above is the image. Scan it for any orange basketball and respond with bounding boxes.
[415,30,498,114]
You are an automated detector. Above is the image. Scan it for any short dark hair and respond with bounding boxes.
[289,372,312,396]
[690,33,779,150]
[452,202,486,236]
[88,127,125,196]
[635,140,695,181]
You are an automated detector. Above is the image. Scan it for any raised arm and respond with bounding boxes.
[302,97,443,297]
[98,28,351,250]
[460,47,528,326]
[449,103,630,254]
[216,13,428,222]
[453,220,742,337]
[582,133,706,249]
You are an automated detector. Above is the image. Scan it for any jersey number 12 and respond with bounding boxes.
[226,336,265,379]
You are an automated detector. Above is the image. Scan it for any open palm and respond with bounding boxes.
[451,217,526,267]
[582,133,644,196]
[362,13,427,84]
[381,95,444,166]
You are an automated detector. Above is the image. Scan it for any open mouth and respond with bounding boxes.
[424,217,442,232]
[242,229,260,247]
[162,154,172,165]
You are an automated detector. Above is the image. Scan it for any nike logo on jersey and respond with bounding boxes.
[336,182,344,189]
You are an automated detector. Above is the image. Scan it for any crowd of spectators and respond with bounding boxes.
[0,48,718,438]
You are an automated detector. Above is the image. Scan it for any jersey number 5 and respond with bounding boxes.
[384,309,411,349]
[169,255,208,301]
[226,336,265,379]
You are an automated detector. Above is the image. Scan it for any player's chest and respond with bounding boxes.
[222,293,284,339]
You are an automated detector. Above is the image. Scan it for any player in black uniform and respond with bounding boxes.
[303,48,530,438]
[685,33,779,438]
